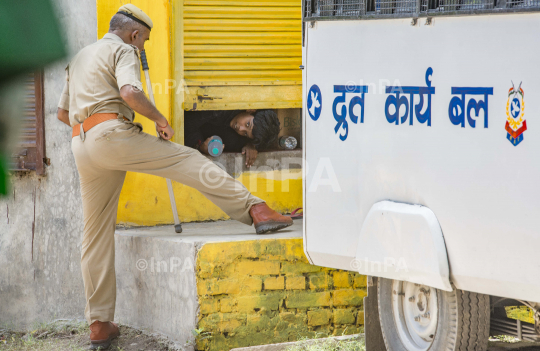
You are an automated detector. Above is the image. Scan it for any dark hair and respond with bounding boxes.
[109,13,146,33]
[252,109,280,150]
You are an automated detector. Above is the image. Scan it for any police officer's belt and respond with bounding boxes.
[72,113,128,138]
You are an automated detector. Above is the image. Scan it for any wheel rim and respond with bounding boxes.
[391,280,438,351]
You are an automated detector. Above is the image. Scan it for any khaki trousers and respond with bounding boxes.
[71,118,263,324]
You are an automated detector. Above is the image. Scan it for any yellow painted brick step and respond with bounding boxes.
[307,309,332,326]
[197,239,306,272]
[198,276,262,295]
[286,276,305,290]
[333,308,355,325]
[333,326,363,336]
[220,298,236,313]
[353,275,367,289]
[236,260,280,276]
[279,311,307,325]
[356,310,365,326]
[308,272,330,290]
[264,276,285,290]
[333,289,367,306]
[333,271,351,288]
[285,291,331,309]
[237,292,284,312]
[281,261,321,274]
[200,299,219,314]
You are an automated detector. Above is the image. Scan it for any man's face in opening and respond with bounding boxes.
[130,27,150,51]
[230,112,254,139]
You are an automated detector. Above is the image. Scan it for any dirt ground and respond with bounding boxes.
[488,341,540,351]
[0,321,180,351]
[2,320,540,351]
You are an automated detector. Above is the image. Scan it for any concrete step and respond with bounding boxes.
[113,219,303,347]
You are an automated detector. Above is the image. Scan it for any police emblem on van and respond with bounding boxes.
[505,82,527,146]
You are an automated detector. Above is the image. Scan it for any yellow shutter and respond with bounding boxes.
[182,0,302,111]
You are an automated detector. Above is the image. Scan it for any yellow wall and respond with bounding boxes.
[119,169,302,226]
[97,0,302,226]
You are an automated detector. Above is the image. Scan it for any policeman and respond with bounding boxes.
[56,5,293,349]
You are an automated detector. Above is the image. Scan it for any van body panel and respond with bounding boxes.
[304,13,540,302]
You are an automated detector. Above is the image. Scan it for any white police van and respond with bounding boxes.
[302,0,540,349]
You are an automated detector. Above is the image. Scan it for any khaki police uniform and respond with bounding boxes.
[59,29,263,323]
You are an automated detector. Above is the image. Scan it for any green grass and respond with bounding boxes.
[285,336,366,351]
[489,335,521,343]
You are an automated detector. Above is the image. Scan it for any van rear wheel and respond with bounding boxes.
[377,278,490,351]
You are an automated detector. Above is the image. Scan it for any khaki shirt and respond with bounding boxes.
[58,33,143,127]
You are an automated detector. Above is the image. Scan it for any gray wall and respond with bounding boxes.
[0,0,96,329]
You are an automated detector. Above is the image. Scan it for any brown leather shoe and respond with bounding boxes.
[250,203,294,234]
[89,321,120,350]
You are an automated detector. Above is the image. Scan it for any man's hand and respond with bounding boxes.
[156,121,174,140]
[120,85,172,139]
[242,144,258,168]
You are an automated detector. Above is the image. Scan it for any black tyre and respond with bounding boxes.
[378,278,490,351]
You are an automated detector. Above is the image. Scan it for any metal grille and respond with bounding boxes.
[305,0,312,17]
[421,0,494,12]
[377,0,417,13]
[306,0,366,17]
[503,0,540,8]
[420,0,540,12]
[305,0,539,17]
